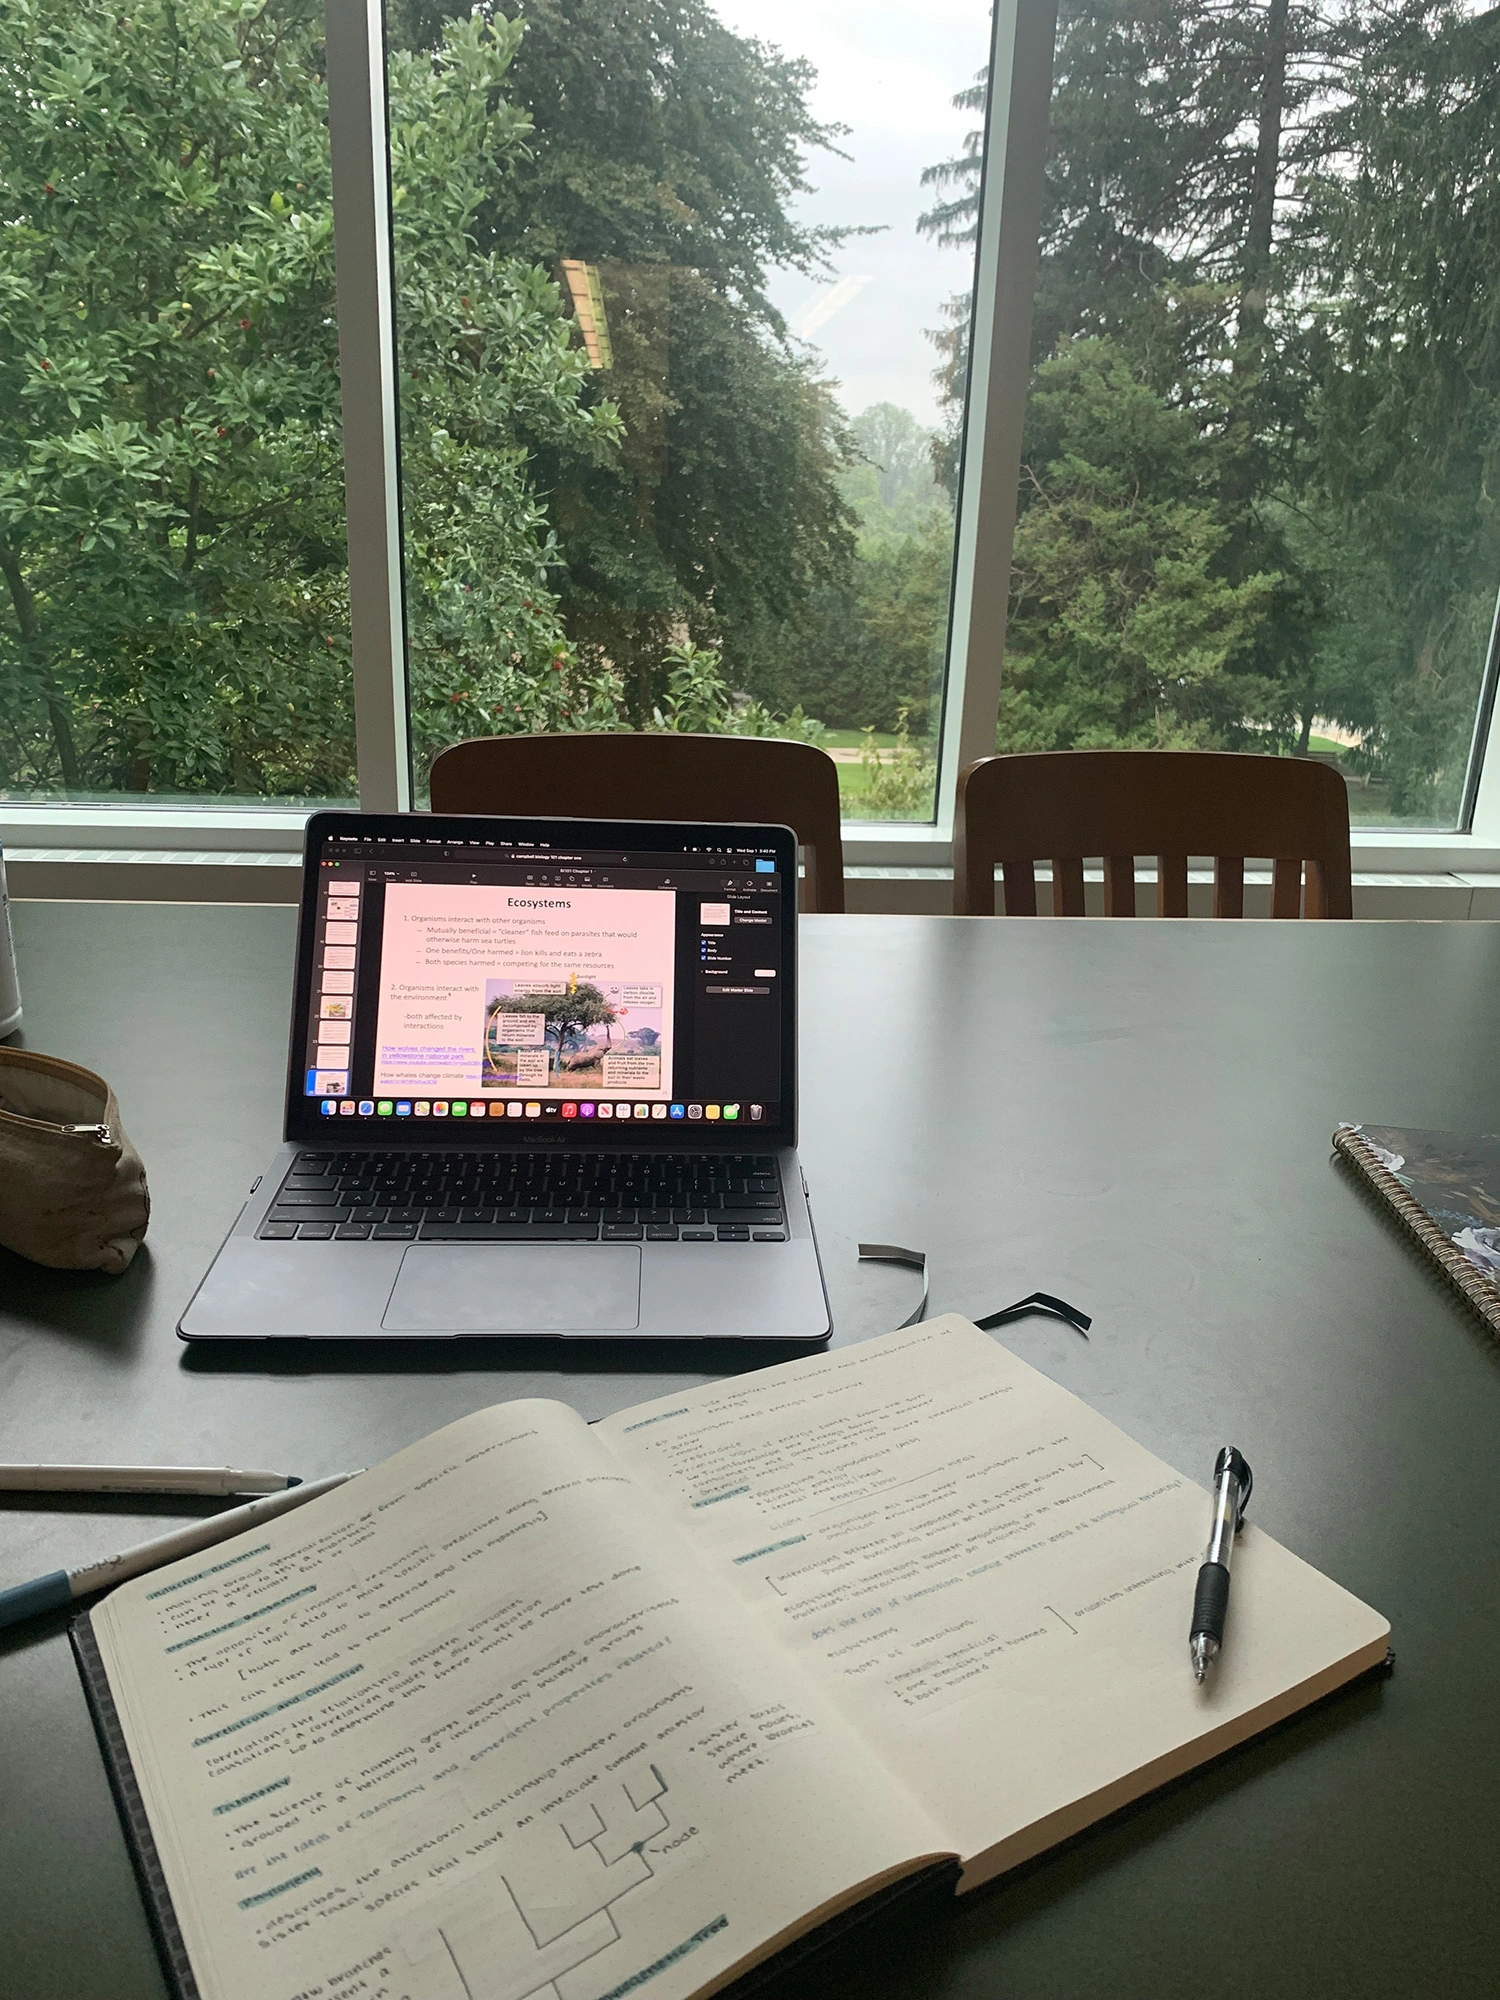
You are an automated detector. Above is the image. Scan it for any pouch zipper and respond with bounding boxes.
[58,1121,115,1146]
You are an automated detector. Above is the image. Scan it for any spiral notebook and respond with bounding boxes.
[1334,1123,1500,1339]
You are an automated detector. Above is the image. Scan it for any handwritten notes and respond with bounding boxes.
[93,1401,934,2000]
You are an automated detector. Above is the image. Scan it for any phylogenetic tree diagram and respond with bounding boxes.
[439,1758,676,2000]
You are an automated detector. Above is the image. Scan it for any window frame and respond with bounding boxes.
[4,0,1499,883]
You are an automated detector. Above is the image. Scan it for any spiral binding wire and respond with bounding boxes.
[1333,1127,1500,1343]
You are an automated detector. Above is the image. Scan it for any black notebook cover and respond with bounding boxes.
[73,1610,204,2000]
[71,1608,959,2000]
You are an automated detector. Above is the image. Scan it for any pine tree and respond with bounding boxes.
[919,0,1500,812]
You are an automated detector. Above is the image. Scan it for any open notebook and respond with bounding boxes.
[74,1317,1389,2000]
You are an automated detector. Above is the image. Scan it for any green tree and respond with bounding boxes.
[920,0,1500,821]
[537,264,859,722]
[649,638,823,740]
[1294,1,1500,818]
[918,70,986,496]
[385,11,625,772]
[387,0,862,729]
[497,982,616,1076]
[732,516,954,738]
[0,0,616,798]
[0,0,352,795]
[735,404,954,737]
[842,403,948,537]
[857,703,937,819]
[922,6,1332,660]
[999,339,1279,750]
[394,0,846,313]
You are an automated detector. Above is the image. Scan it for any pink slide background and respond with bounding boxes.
[372,884,677,1097]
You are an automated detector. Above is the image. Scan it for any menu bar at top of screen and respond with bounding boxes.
[321,835,783,861]
[341,865,779,894]
[318,843,782,895]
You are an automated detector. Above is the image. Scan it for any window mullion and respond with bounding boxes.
[937,0,1057,834]
[1459,582,1500,837]
[325,0,411,812]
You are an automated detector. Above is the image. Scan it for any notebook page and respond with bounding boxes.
[90,1398,946,2000]
[598,1317,1390,1884]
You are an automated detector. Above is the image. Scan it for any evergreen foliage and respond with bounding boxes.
[921,0,1500,822]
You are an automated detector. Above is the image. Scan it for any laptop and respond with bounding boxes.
[179,810,832,1341]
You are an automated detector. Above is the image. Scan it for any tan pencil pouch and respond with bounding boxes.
[0,1047,150,1273]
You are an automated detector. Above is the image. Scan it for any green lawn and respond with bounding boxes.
[833,756,941,819]
[835,760,878,807]
[1304,740,1416,823]
[824,729,1443,828]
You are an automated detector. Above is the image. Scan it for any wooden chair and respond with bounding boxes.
[953,749,1353,918]
[428,732,847,912]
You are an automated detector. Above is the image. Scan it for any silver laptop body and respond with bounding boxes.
[180,811,830,1341]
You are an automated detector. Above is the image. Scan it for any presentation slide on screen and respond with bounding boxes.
[372,884,677,1099]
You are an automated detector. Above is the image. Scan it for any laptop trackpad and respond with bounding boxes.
[382,1245,641,1333]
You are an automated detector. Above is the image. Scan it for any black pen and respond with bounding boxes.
[1190,1446,1253,1683]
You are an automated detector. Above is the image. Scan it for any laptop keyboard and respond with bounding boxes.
[257,1151,787,1244]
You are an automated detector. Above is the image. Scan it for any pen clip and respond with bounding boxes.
[1213,1445,1253,1528]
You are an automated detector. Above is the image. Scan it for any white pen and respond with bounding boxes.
[0,1472,360,1631]
[0,1465,300,1498]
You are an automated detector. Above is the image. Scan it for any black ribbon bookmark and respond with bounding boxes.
[857,1244,1091,1339]
[975,1292,1092,1338]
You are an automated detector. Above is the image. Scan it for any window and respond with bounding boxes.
[386,0,992,821]
[1001,0,1500,828]
[0,0,355,805]
[10,0,1500,881]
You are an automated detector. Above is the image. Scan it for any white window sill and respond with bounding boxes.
[0,803,314,852]
[3,804,1497,873]
[6,842,1500,919]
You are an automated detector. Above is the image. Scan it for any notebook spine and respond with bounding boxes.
[1333,1127,1500,1343]
[70,1613,201,2000]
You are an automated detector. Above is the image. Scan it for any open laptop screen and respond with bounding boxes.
[285,813,796,1145]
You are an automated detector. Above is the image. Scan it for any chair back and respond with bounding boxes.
[954,750,1353,918]
[429,732,846,912]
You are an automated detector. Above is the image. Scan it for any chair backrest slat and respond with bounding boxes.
[1001,857,1038,916]
[1103,854,1136,916]
[1157,852,1190,918]
[1271,856,1303,918]
[429,733,847,913]
[1053,856,1086,917]
[953,750,1352,921]
[1213,855,1246,918]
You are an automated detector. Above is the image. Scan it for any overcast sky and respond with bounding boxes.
[713,0,992,431]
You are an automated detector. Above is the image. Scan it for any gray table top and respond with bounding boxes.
[4,903,1500,1999]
